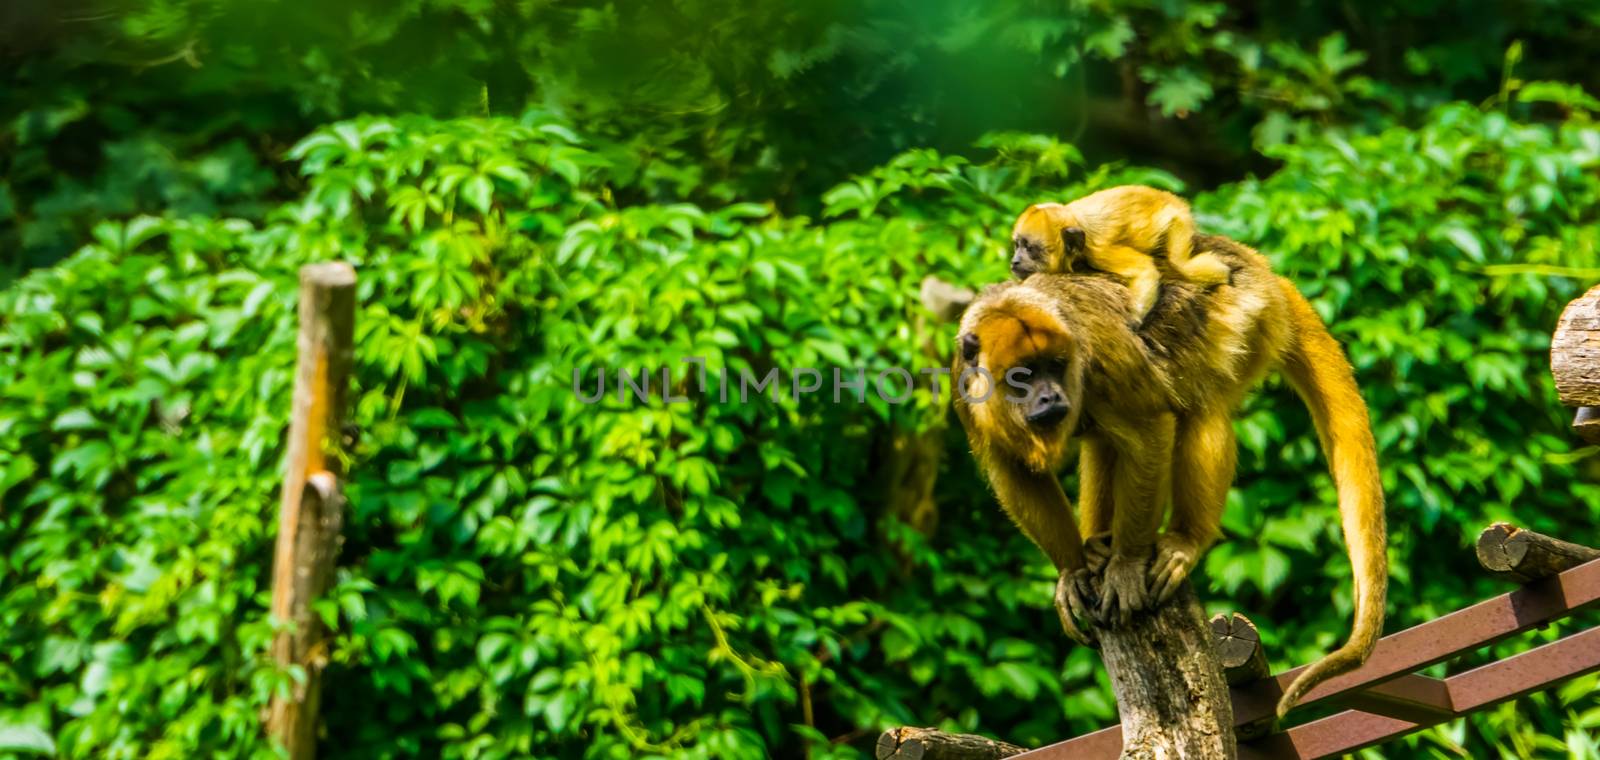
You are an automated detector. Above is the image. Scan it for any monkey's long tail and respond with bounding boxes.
[1272,279,1388,719]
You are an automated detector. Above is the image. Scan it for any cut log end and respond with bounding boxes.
[1476,522,1600,583]
[874,727,1025,760]
[301,261,358,288]
[1551,283,1600,408]
[1210,612,1269,685]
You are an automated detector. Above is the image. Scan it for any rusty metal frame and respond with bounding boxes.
[1016,557,1600,760]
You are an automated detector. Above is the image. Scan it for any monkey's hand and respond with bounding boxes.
[1149,534,1199,603]
[1054,568,1099,647]
[1098,554,1150,626]
[1083,532,1112,574]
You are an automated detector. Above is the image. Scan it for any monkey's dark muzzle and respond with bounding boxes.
[1025,401,1070,427]
[1010,256,1035,278]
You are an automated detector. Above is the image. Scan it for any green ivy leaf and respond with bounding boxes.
[462,175,494,214]
[1143,67,1214,117]
[0,724,55,756]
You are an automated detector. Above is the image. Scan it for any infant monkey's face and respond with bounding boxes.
[1009,234,1045,277]
[1010,204,1086,278]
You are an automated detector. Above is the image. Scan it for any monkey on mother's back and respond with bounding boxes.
[1009,186,1233,325]
[952,233,1387,719]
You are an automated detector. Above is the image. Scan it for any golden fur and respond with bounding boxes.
[954,233,1387,718]
[1011,185,1233,321]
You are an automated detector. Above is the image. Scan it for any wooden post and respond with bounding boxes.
[266,262,357,759]
[1573,406,1600,445]
[920,275,977,323]
[1551,283,1600,442]
[876,582,1237,759]
[1088,581,1237,759]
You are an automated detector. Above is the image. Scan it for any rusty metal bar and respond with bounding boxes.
[1232,556,1600,724]
[1236,712,1412,760]
[1340,673,1453,724]
[1237,623,1600,759]
[1014,557,1600,760]
[1447,622,1600,711]
[1012,726,1120,760]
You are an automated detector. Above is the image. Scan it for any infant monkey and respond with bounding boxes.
[1009,185,1232,322]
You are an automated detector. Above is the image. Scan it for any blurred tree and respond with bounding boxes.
[7,0,1600,280]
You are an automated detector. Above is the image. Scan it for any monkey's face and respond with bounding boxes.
[956,298,1084,473]
[1011,355,1075,427]
[1011,204,1088,279]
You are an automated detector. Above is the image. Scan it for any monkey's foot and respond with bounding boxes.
[1084,532,1112,574]
[1054,568,1099,647]
[1149,535,1199,603]
[1098,554,1150,626]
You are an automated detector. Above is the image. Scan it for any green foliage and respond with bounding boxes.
[1202,94,1600,606]
[6,87,1600,758]
[8,0,1600,278]
[0,110,1098,758]
[6,3,1600,758]
[1198,95,1600,753]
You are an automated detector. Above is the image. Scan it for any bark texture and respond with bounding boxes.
[1551,283,1600,407]
[1209,613,1268,686]
[882,425,945,540]
[1476,523,1600,583]
[1573,406,1600,445]
[266,262,357,759]
[1095,582,1236,760]
[875,727,1026,760]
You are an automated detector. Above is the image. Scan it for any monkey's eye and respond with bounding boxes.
[1040,357,1067,375]
[959,333,981,361]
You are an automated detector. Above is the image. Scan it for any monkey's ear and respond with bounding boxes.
[1061,226,1086,252]
[959,333,980,362]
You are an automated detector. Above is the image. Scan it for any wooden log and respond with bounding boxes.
[1088,582,1236,759]
[266,262,358,759]
[1210,613,1269,685]
[920,275,976,323]
[875,727,1026,760]
[1551,283,1600,407]
[1573,406,1600,445]
[1476,523,1600,584]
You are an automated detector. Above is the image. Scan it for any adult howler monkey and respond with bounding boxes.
[953,233,1386,718]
